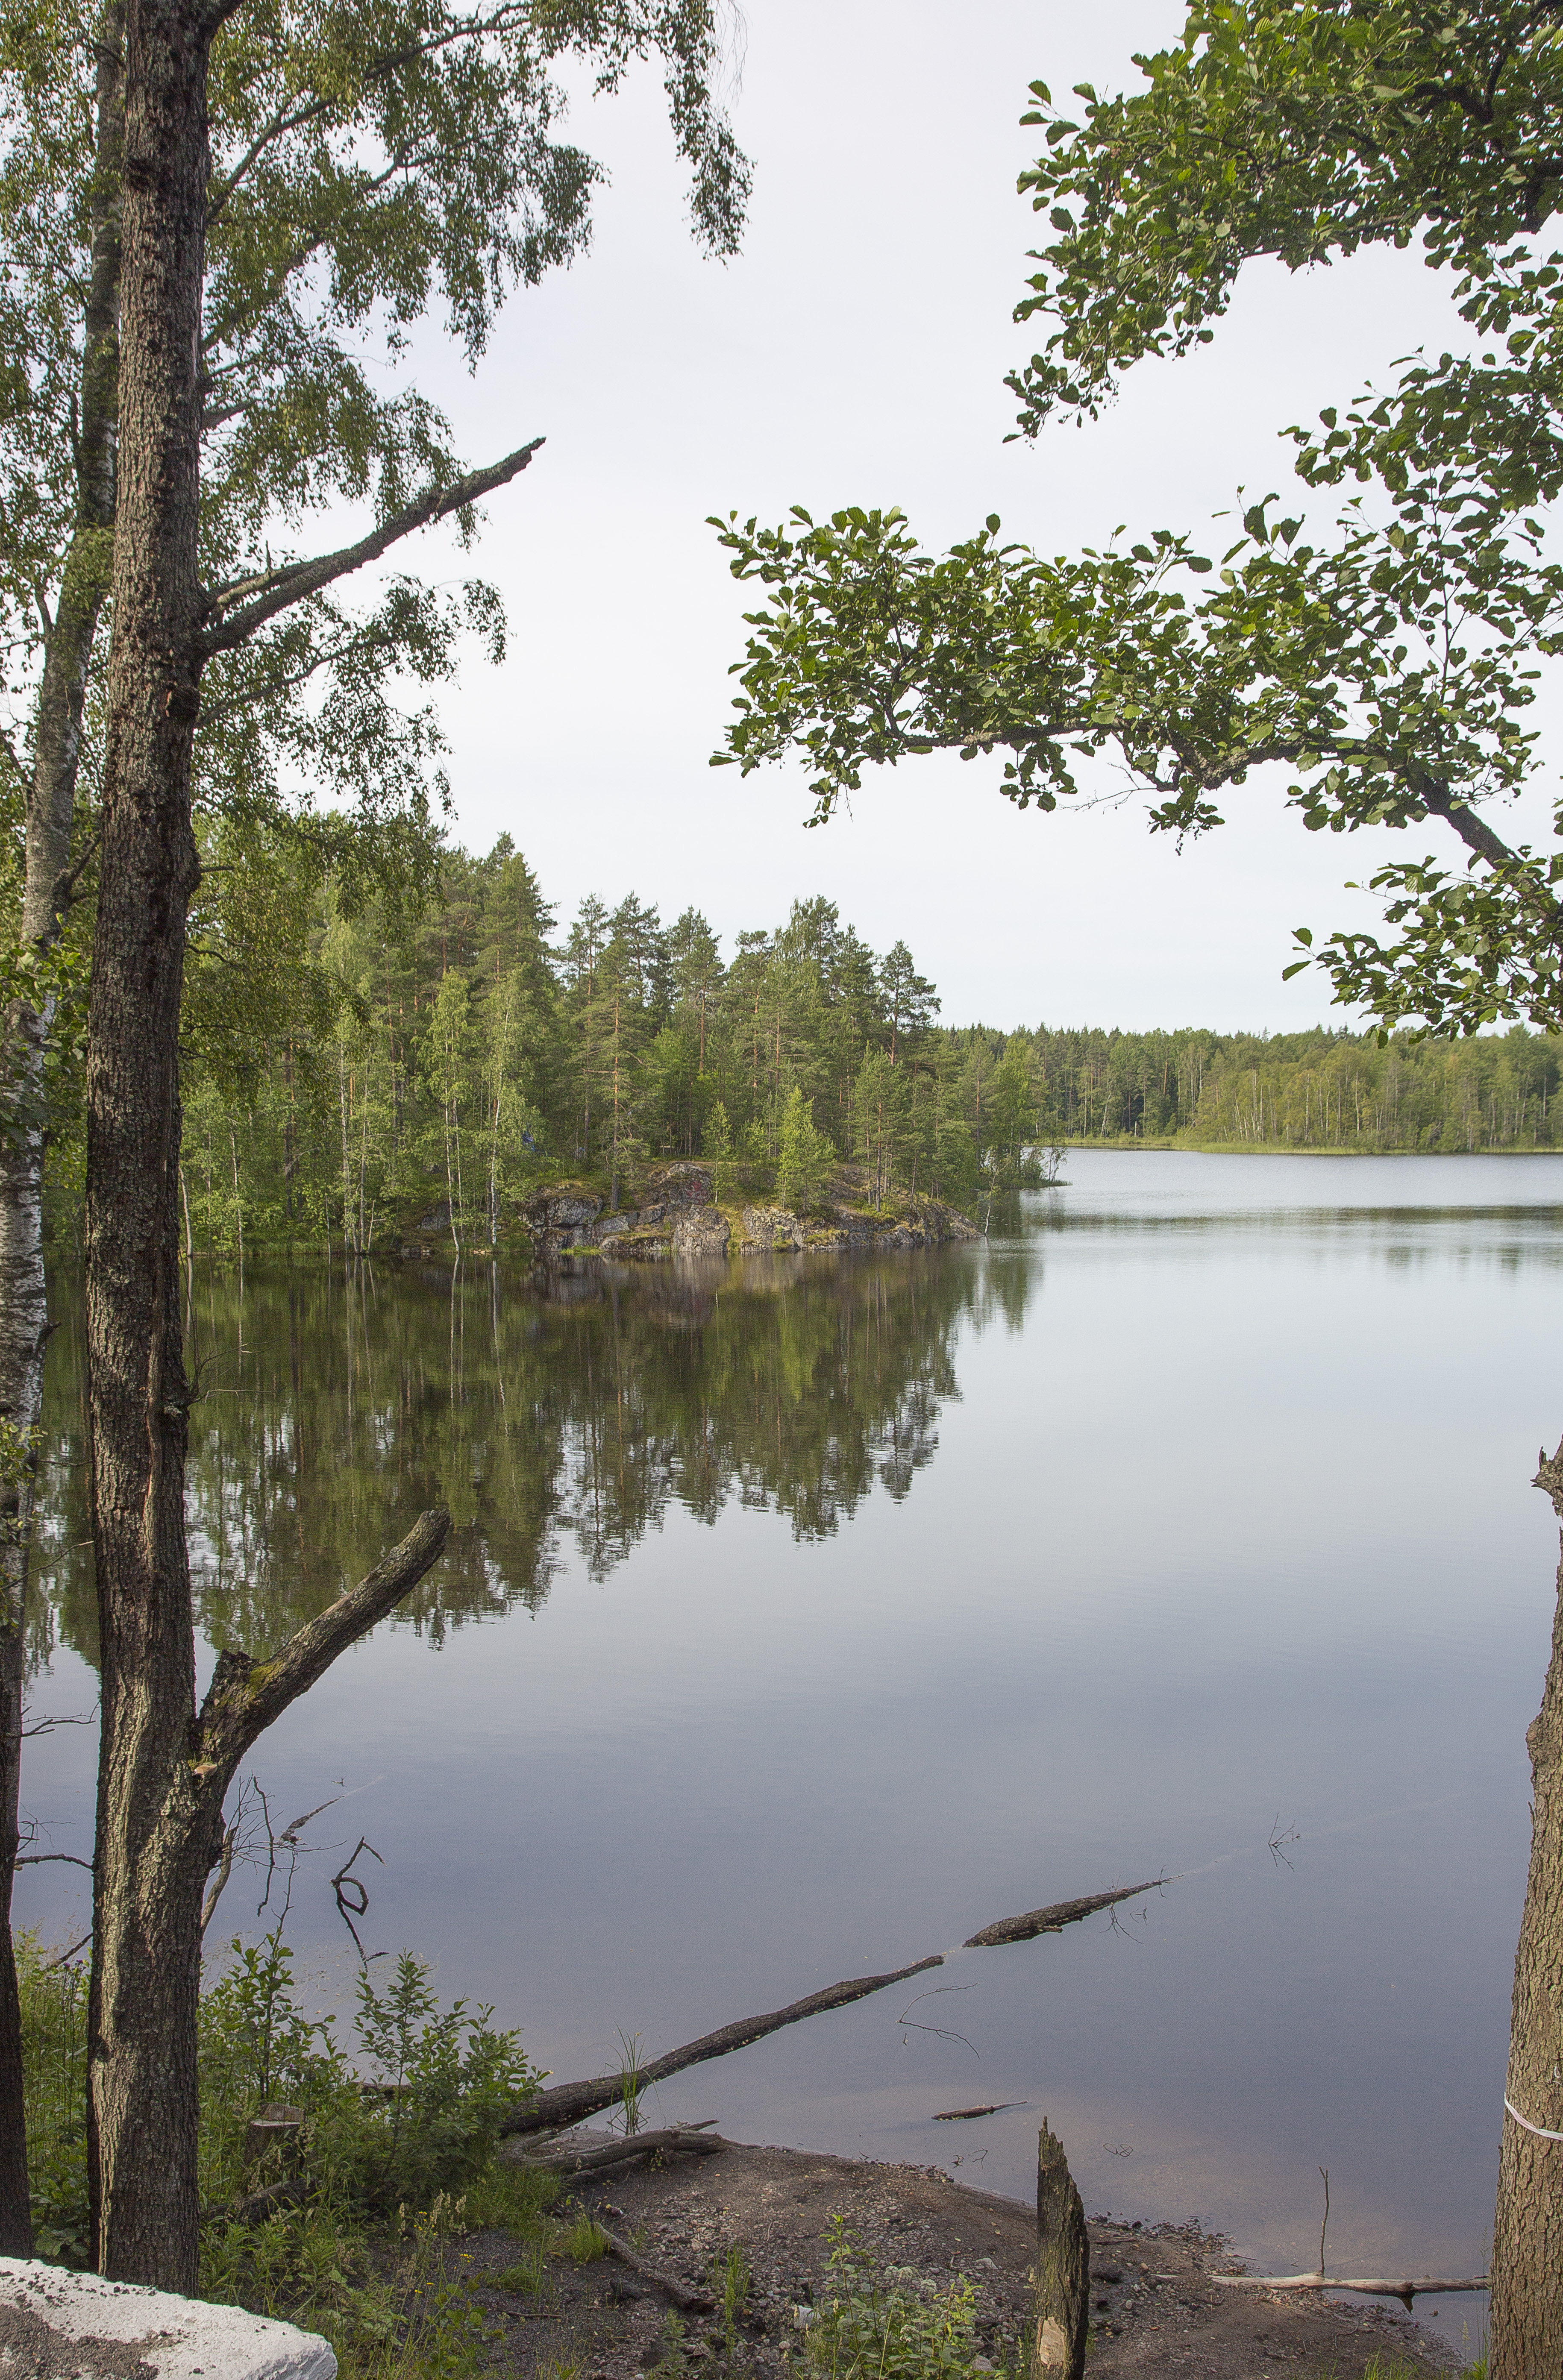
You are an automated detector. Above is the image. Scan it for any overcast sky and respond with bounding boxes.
[392,0,1518,1030]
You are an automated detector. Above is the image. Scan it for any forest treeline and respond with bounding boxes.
[43,835,1563,1253]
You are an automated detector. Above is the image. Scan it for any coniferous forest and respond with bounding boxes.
[31,833,1562,1258]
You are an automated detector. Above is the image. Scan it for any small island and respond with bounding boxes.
[520,1161,981,1264]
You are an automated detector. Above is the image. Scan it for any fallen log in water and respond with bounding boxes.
[502,1877,1167,2137]
[1212,2272,1490,2313]
[597,2221,714,2313]
[931,2102,1025,2122]
[963,1881,1164,1949]
[500,1955,945,2136]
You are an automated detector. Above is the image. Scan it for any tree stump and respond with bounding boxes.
[242,2105,304,2180]
[1034,2119,1087,2380]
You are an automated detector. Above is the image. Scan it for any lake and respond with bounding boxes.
[19,1149,1563,2342]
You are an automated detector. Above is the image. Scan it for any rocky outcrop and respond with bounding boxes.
[732,1191,980,1253]
[520,1163,978,1265]
[738,1204,803,1252]
[673,1205,731,1260]
[524,1189,605,1260]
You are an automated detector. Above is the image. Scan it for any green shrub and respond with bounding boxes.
[16,1934,90,2263]
[806,2220,1010,2380]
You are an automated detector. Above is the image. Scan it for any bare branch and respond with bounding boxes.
[195,1508,450,1784]
[200,442,544,654]
[200,1816,238,1937]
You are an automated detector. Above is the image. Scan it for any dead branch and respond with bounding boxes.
[523,2125,727,2177]
[200,1815,238,1937]
[196,1510,450,1785]
[931,2103,1025,2122]
[963,1880,1165,1949]
[500,1954,945,2137]
[596,2222,714,2313]
[1212,2273,1490,2312]
[201,445,544,653]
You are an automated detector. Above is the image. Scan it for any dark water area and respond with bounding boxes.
[19,1150,1563,2342]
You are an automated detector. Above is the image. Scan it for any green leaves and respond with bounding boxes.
[1007,1,1563,436]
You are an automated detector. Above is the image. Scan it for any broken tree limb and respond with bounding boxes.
[1212,2274,1490,2313]
[596,2222,714,2313]
[524,2125,727,2175]
[500,1955,945,2136]
[964,1881,1165,1949]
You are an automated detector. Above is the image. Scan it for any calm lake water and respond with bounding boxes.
[20,1150,1563,2334]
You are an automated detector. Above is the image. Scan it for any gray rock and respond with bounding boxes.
[738,1206,804,1252]
[673,1207,730,1260]
[0,2258,336,2380]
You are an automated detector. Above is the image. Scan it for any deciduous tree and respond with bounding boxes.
[48,0,747,2289]
[710,9,1563,2357]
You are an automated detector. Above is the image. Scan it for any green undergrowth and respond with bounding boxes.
[804,2219,1015,2380]
[17,1927,581,2379]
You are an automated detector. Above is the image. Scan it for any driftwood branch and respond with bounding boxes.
[1212,2273,1490,2312]
[197,1510,450,1784]
[502,1954,945,2136]
[597,2222,714,2313]
[964,1881,1164,1949]
[523,2124,725,2176]
[201,443,544,653]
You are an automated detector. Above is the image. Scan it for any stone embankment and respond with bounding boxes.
[521,1162,980,1263]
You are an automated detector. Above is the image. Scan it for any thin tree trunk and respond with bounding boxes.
[1491,1432,1563,2369]
[339,1045,353,1259]
[0,0,125,2260]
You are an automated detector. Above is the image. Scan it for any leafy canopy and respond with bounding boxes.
[712,3,1563,1039]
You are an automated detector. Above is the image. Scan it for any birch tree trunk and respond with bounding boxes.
[1491,1432,1563,2373]
[0,0,124,2259]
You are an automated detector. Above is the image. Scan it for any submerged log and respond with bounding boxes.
[964,1881,1164,1949]
[1034,2120,1087,2380]
[1212,2272,1490,2313]
[501,1955,945,2136]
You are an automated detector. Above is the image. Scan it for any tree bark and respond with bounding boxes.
[1033,2119,1087,2380]
[1490,1432,1563,2373]
[82,0,215,2284]
[0,0,125,2261]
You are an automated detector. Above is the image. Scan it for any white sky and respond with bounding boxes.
[391,0,1531,1031]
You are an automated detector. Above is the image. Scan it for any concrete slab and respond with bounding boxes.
[0,2257,336,2380]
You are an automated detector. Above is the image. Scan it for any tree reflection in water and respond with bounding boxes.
[30,1244,1035,1670]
